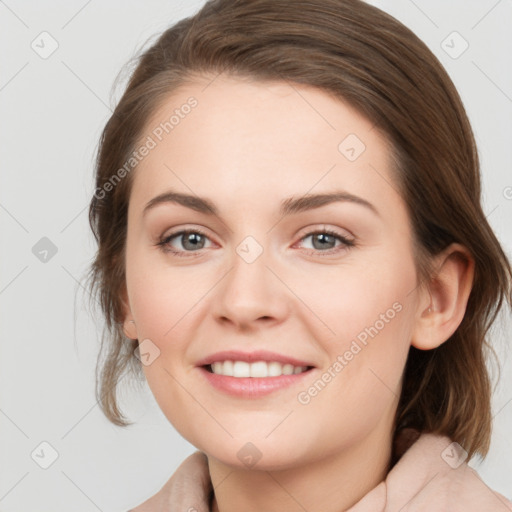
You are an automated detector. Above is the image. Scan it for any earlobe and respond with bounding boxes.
[123,317,138,340]
[120,285,138,340]
[411,243,475,350]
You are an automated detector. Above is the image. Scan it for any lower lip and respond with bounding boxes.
[198,366,313,398]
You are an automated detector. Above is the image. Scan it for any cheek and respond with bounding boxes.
[303,252,417,415]
[302,246,416,378]
[292,250,416,346]
[294,301,414,454]
[125,249,211,405]
[126,243,201,341]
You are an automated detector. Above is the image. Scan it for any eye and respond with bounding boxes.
[156,228,213,257]
[296,228,355,255]
[155,227,355,258]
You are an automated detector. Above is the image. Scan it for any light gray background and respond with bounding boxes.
[1,1,511,510]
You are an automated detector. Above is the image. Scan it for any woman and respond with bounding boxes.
[86,0,512,510]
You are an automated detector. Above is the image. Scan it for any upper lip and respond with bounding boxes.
[196,350,315,368]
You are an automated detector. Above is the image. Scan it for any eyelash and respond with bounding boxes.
[155,227,355,258]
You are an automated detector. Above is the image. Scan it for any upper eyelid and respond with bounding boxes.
[162,218,354,234]
[161,225,353,239]
[162,227,213,242]
[296,224,354,240]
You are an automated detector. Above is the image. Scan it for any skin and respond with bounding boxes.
[122,74,474,512]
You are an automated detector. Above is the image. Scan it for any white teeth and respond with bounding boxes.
[250,361,268,377]
[233,361,250,377]
[223,360,234,376]
[211,362,223,374]
[268,361,282,377]
[209,361,308,377]
[282,364,294,375]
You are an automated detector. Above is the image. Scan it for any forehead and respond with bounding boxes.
[129,74,401,219]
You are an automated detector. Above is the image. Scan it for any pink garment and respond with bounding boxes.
[129,432,512,511]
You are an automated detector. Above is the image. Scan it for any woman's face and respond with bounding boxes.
[122,74,423,470]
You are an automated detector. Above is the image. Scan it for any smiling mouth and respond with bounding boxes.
[204,361,314,378]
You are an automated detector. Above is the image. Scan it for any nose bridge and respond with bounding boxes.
[212,234,288,326]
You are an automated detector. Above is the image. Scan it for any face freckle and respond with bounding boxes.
[122,74,422,470]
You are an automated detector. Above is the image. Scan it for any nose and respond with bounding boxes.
[211,242,290,331]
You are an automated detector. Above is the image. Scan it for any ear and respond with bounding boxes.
[411,243,475,350]
[120,283,138,340]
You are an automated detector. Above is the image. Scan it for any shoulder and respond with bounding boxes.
[433,463,512,510]
[386,432,512,511]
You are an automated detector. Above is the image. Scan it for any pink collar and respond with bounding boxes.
[131,432,512,511]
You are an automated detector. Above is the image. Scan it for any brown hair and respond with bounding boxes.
[86,0,512,460]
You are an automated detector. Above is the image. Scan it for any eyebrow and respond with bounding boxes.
[142,189,379,218]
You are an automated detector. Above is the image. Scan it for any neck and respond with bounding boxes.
[208,426,393,512]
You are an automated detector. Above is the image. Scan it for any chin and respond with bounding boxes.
[182,430,315,472]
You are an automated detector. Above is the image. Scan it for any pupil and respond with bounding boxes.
[313,233,334,250]
[184,233,204,250]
